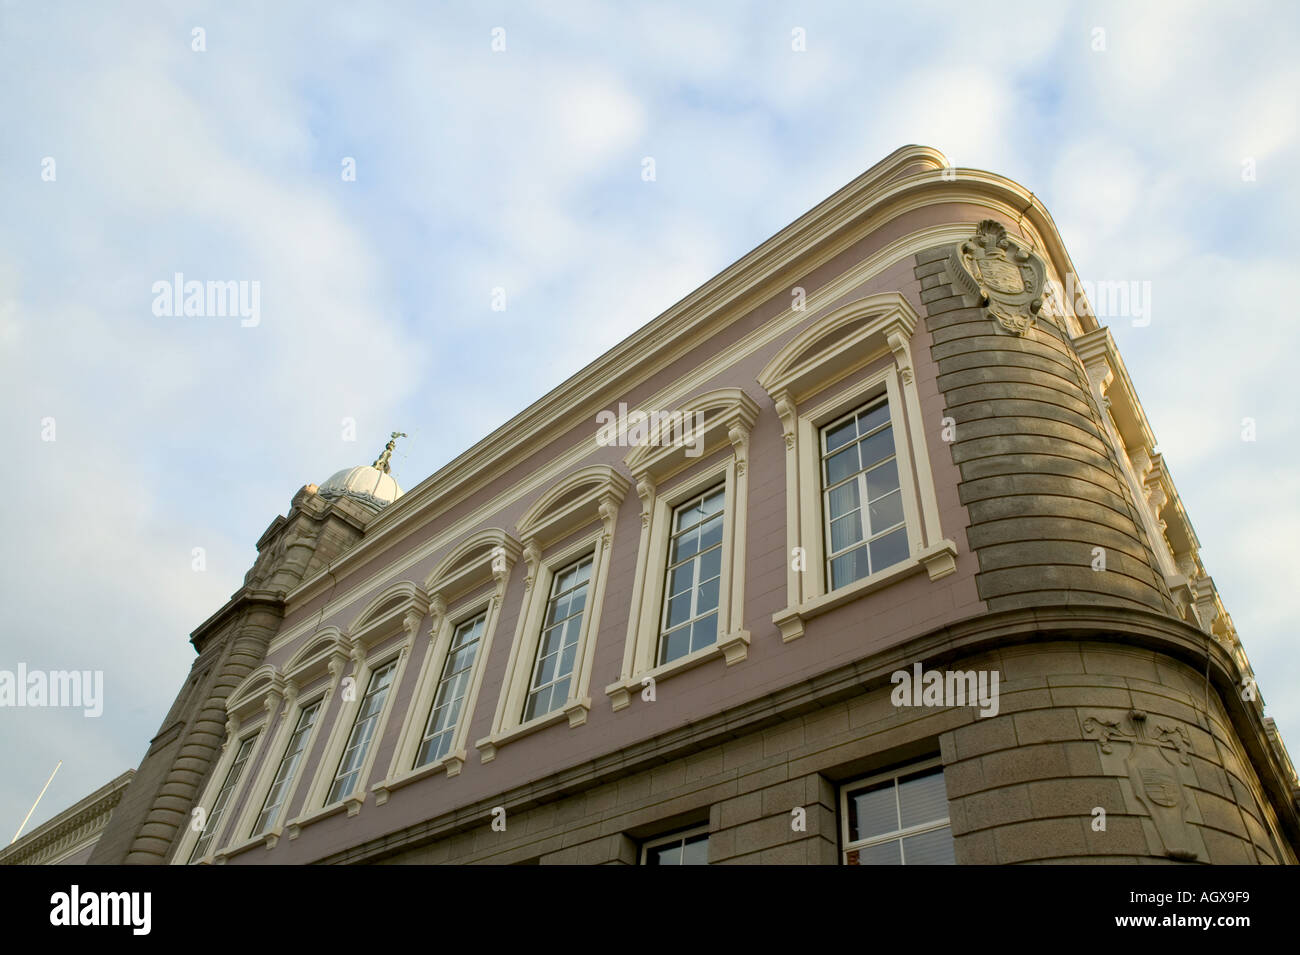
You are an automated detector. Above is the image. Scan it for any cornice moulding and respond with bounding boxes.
[1073,326,1204,568]
[188,587,286,650]
[0,770,134,865]
[1073,327,1158,453]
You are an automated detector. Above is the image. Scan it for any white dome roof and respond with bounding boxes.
[317,465,402,508]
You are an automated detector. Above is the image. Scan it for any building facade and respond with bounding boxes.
[2,771,133,866]
[92,146,1299,865]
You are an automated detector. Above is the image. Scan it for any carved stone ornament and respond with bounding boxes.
[1082,709,1199,861]
[947,219,1046,336]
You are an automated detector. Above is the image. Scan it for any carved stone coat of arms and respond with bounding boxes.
[947,219,1047,336]
[1083,709,1200,861]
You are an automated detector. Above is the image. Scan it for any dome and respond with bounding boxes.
[317,464,402,508]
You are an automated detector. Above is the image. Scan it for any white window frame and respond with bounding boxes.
[523,552,596,722]
[388,597,499,782]
[656,482,728,666]
[376,530,518,793]
[218,630,353,856]
[324,656,400,806]
[640,824,711,865]
[414,609,490,767]
[479,534,610,758]
[288,583,428,831]
[478,468,626,761]
[757,293,957,643]
[187,730,259,864]
[607,388,758,712]
[252,695,325,838]
[839,757,953,865]
[816,388,914,591]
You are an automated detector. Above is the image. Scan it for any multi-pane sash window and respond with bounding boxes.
[843,764,954,865]
[658,486,725,665]
[821,399,909,590]
[254,699,321,835]
[327,660,397,804]
[190,734,257,862]
[642,826,710,865]
[523,556,592,722]
[415,613,486,767]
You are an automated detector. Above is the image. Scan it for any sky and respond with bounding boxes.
[1,0,1297,839]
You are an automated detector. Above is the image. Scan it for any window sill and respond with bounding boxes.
[476,698,591,763]
[372,750,468,805]
[605,630,751,711]
[285,793,364,840]
[216,829,277,861]
[774,539,957,642]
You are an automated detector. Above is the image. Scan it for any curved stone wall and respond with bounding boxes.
[942,639,1291,865]
[122,607,280,863]
[914,238,1177,616]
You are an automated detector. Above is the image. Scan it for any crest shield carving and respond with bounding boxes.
[947,219,1046,336]
[1082,709,1199,861]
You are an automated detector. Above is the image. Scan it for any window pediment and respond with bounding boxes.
[347,581,430,649]
[757,293,919,407]
[424,528,522,607]
[757,290,955,642]
[226,664,282,722]
[357,596,406,627]
[516,465,629,550]
[284,627,352,688]
[622,387,760,482]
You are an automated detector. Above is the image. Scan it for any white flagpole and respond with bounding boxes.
[11,760,62,845]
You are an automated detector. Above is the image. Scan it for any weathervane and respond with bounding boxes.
[372,431,407,474]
